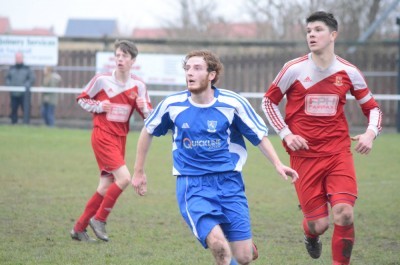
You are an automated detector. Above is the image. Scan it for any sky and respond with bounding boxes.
[2,0,248,36]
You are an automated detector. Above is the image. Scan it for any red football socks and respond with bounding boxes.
[332,223,354,265]
[74,192,103,232]
[95,183,123,222]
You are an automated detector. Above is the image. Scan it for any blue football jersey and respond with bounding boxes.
[144,87,268,176]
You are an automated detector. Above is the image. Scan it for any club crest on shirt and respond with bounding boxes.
[207,120,217,133]
[334,76,343,86]
[129,91,138,99]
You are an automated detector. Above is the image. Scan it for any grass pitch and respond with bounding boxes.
[0,125,399,265]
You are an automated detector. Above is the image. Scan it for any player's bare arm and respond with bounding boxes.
[351,129,376,155]
[284,133,309,151]
[258,137,299,183]
[132,127,153,196]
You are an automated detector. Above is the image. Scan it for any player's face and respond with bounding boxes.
[306,21,337,54]
[184,56,216,94]
[115,48,135,72]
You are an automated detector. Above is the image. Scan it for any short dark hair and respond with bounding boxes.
[183,50,224,85]
[114,40,138,59]
[306,11,338,32]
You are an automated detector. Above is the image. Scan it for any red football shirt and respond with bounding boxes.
[77,70,151,136]
[263,53,382,157]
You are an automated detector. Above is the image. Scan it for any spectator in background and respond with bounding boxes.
[41,66,62,127]
[5,52,36,124]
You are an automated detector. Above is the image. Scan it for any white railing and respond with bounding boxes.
[1,86,400,100]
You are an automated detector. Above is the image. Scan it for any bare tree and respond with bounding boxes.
[241,0,399,41]
[161,0,226,39]
[157,0,397,42]
[372,0,400,39]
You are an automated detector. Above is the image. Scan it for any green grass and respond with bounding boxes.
[0,125,399,265]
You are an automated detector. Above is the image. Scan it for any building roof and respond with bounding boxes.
[132,27,169,39]
[0,17,11,34]
[0,16,54,36]
[11,28,54,36]
[65,19,118,37]
[132,22,261,40]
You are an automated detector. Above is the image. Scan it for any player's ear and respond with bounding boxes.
[331,30,338,41]
[208,71,216,82]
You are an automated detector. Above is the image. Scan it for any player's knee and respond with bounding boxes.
[235,252,252,265]
[207,230,231,262]
[96,187,107,195]
[207,235,226,251]
[209,240,231,263]
[309,219,329,235]
[96,182,111,195]
[318,223,329,235]
[333,204,354,225]
[116,177,130,189]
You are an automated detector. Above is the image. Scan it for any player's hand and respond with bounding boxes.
[136,97,150,117]
[131,172,147,196]
[275,164,299,184]
[284,134,309,151]
[351,129,375,155]
[136,97,146,109]
[101,100,112,113]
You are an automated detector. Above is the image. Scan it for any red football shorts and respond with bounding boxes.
[291,152,357,221]
[91,127,126,176]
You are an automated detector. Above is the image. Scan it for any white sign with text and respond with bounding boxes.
[0,35,58,65]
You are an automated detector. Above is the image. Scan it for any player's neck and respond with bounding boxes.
[310,50,335,70]
[190,87,214,104]
[115,70,130,84]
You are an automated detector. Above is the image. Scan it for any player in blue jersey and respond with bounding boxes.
[131,50,298,265]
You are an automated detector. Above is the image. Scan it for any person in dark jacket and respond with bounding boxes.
[5,52,36,124]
